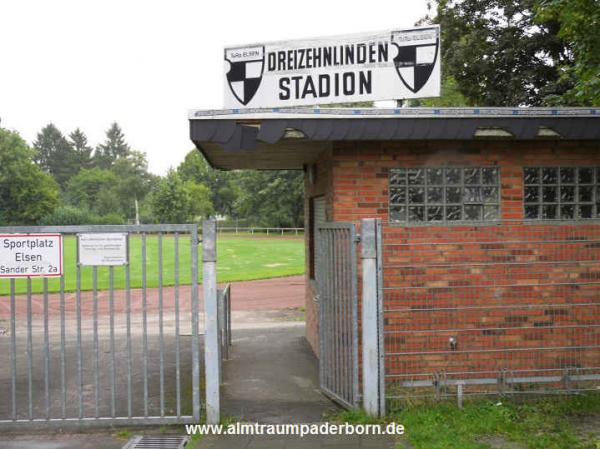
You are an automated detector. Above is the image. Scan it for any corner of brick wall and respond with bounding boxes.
[303,148,333,357]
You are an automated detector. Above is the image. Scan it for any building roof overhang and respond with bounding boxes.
[189,107,600,170]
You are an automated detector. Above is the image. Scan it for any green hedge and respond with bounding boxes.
[40,206,126,225]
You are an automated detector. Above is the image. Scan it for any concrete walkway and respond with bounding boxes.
[196,322,398,449]
[0,434,125,449]
[197,434,400,448]
[221,323,338,423]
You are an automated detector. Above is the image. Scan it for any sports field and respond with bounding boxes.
[0,235,305,295]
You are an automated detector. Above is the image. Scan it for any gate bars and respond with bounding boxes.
[0,224,201,429]
[218,284,232,364]
[317,222,360,410]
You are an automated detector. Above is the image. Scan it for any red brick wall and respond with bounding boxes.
[328,140,600,382]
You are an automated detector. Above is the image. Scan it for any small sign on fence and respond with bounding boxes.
[78,233,128,266]
[0,234,63,278]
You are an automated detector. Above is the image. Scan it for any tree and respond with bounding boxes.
[69,128,93,170]
[111,150,155,218]
[65,168,120,214]
[95,188,123,216]
[432,0,573,106]
[94,122,130,168]
[536,0,600,105]
[184,181,215,220]
[177,150,239,217]
[0,128,59,225]
[177,149,212,183]
[150,170,194,223]
[233,170,304,227]
[177,150,305,226]
[33,123,80,189]
[61,125,154,222]
[407,76,469,107]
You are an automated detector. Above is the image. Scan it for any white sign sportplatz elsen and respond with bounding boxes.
[0,234,63,278]
[224,25,441,108]
[78,233,128,266]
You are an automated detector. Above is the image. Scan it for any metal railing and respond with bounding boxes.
[380,219,600,411]
[218,284,232,364]
[217,226,304,236]
[316,223,359,410]
[0,224,201,429]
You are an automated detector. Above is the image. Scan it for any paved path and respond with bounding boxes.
[197,434,399,448]
[195,323,398,449]
[0,434,125,449]
[0,275,305,321]
[222,324,337,423]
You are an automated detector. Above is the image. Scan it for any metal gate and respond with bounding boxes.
[317,222,359,409]
[0,224,201,429]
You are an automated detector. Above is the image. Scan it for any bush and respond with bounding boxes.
[40,206,95,225]
[40,206,125,225]
[93,213,126,225]
[217,218,254,227]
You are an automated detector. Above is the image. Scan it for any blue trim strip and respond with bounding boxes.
[190,107,600,119]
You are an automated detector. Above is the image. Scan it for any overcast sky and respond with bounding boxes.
[0,0,429,175]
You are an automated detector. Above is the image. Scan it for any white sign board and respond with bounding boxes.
[0,234,63,278]
[78,233,128,266]
[224,25,441,108]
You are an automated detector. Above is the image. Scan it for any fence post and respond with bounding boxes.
[361,218,385,417]
[203,219,220,424]
[190,226,201,423]
[227,286,232,347]
[457,382,464,409]
[222,287,229,360]
[217,289,223,384]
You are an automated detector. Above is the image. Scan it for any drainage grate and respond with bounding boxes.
[123,436,190,449]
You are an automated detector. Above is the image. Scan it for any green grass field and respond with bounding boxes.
[0,235,305,295]
[337,393,600,449]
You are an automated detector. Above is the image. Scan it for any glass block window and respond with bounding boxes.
[389,167,501,224]
[524,167,600,220]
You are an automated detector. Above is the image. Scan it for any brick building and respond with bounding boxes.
[191,107,600,409]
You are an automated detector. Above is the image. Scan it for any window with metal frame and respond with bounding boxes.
[389,167,501,224]
[524,167,600,220]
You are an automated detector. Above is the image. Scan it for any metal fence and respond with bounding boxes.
[217,227,303,236]
[317,222,359,409]
[381,220,600,410]
[218,284,232,365]
[0,224,202,429]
